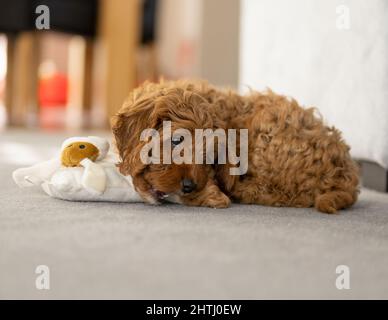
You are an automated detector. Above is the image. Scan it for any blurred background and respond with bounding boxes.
[0,0,387,191]
[0,0,240,130]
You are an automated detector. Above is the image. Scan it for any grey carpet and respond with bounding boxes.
[1,129,387,299]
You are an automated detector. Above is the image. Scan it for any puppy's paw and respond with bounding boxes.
[205,193,231,209]
[315,191,355,214]
[142,193,162,205]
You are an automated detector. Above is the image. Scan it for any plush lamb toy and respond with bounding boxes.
[12,136,142,202]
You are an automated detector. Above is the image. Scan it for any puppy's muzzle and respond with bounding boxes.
[181,178,197,194]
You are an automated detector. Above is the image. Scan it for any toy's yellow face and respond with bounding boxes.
[61,142,99,167]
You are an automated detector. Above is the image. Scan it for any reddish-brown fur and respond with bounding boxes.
[112,80,359,213]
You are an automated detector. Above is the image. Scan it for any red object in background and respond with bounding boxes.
[38,73,68,129]
[39,73,68,107]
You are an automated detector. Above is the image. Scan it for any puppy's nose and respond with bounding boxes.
[181,179,197,194]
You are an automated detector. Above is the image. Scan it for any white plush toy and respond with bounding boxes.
[12,136,142,202]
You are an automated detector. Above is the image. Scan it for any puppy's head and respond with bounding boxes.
[112,85,220,204]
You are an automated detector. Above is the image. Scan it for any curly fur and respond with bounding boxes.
[112,79,359,213]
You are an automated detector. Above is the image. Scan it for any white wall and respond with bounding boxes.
[239,0,388,167]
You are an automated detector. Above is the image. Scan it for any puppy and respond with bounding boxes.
[112,80,359,213]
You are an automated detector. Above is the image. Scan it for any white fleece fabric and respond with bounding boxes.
[12,136,142,203]
[240,0,388,168]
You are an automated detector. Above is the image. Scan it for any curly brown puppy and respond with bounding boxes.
[112,80,359,213]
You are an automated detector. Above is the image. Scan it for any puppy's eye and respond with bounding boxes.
[79,144,86,149]
[171,136,184,147]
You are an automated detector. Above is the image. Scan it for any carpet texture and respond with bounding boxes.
[1,129,388,299]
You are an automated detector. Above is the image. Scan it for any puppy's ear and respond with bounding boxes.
[111,97,155,176]
[112,93,170,202]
